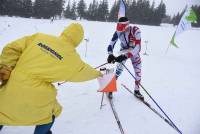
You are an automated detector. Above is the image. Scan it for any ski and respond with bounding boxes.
[106,93,125,134]
[121,84,181,133]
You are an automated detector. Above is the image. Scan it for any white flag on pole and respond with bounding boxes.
[118,0,126,19]
[170,6,197,47]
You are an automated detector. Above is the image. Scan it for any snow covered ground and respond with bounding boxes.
[0,16,200,134]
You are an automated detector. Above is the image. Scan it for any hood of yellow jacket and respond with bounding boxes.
[60,23,84,48]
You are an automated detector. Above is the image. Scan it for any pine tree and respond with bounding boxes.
[70,0,77,20]
[103,0,109,21]
[5,0,21,16]
[53,0,64,18]
[33,0,47,18]
[97,0,109,21]
[77,0,87,20]
[21,0,32,18]
[33,0,64,19]
[108,0,119,22]
[127,0,137,23]
[159,0,166,19]
[86,0,99,20]
[86,3,92,20]
[90,0,99,20]
[149,0,155,25]
[153,0,166,25]
[142,0,151,24]
[0,0,7,15]
[64,0,71,18]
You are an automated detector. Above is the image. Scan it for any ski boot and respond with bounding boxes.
[108,92,113,99]
[134,90,144,100]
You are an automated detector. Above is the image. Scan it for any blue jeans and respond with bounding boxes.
[0,116,55,134]
[34,116,55,134]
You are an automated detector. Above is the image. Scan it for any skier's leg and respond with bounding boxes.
[0,125,3,131]
[131,54,141,90]
[115,60,126,79]
[131,55,143,99]
[108,60,127,99]
[34,116,55,134]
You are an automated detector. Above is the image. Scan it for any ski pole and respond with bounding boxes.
[121,84,179,132]
[58,62,109,86]
[84,38,89,57]
[121,63,182,134]
[94,62,109,69]
[100,93,105,109]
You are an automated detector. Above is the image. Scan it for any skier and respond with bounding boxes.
[107,17,143,100]
[0,23,102,134]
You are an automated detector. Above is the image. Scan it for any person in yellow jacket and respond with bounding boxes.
[0,23,102,134]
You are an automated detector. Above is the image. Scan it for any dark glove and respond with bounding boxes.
[107,54,116,63]
[115,55,127,63]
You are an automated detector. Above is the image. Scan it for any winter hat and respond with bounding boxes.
[118,17,129,23]
[117,17,129,32]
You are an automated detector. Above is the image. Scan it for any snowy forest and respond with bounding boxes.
[0,0,200,26]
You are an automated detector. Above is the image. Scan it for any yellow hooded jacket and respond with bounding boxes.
[0,23,102,125]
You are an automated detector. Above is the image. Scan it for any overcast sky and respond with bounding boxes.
[83,0,200,16]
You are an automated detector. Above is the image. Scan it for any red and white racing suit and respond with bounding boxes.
[107,26,141,90]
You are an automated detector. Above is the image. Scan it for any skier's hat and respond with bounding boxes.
[118,17,129,23]
[117,17,129,32]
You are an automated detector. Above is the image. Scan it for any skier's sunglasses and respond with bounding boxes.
[116,22,129,32]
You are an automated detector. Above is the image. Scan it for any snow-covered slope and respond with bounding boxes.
[0,16,200,134]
